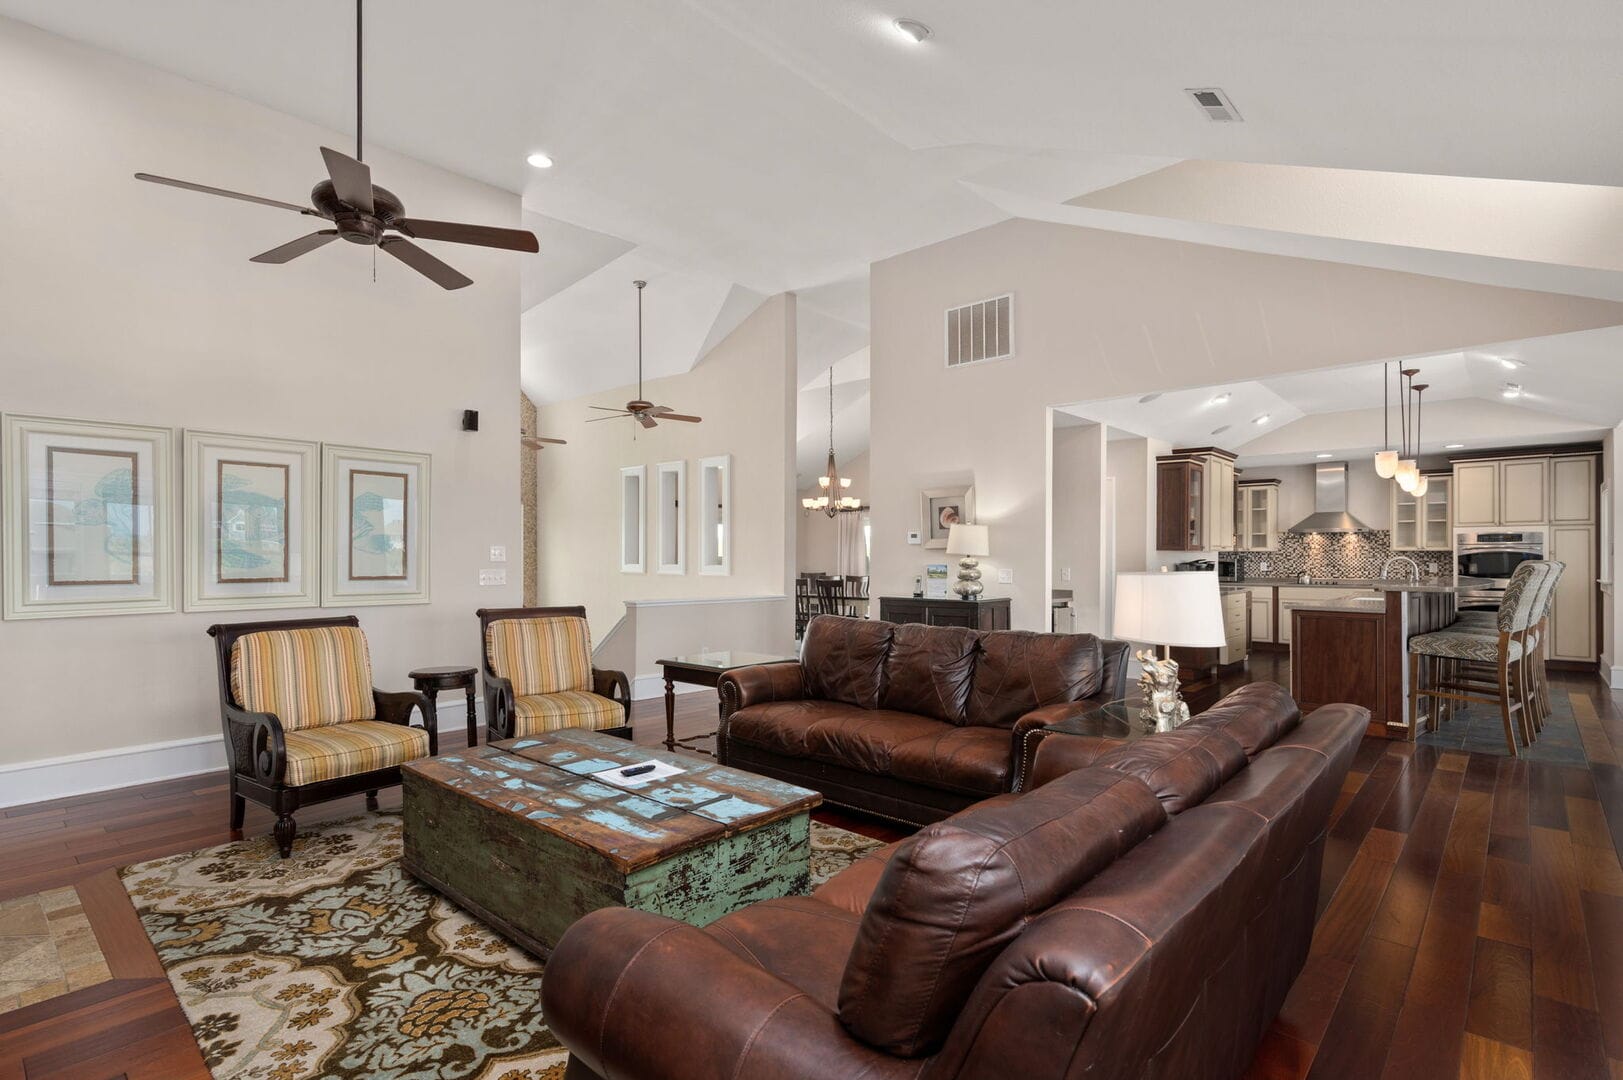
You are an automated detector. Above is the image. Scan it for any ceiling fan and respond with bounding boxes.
[133,0,537,290]
[521,436,567,450]
[588,280,702,429]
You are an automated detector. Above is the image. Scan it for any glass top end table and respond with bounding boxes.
[656,651,799,754]
[1017,698,1180,791]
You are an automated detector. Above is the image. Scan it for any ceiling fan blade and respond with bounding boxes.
[249,230,339,264]
[588,405,629,412]
[521,436,568,448]
[397,218,539,253]
[134,173,317,215]
[380,237,472,290]
[636,413,658,430]
[586,413,632,423]
[658,413,703,423]
[320,146,374,213]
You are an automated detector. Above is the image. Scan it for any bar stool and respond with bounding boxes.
[1408,560,1546,755]
[1441,561,1563,734]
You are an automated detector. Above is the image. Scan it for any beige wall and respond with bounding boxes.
[0,19,523,770]
[869,218,1623,630]
[534,293,797,640]
[1052,425,1105,630]
[796,451,869,574]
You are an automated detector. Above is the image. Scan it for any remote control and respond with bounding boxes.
[620,764,656,777]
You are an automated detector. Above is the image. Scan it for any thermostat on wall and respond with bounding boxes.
[907,531,922,545]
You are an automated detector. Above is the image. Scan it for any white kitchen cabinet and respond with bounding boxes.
[1204,454,1237,551]
[1219,589,1248,665]
[1276,587,1381,646]
[1452,461,1499,527]
[1500,459,1550,526]
[1391,474,1451,550]
[1249,590,1274,643]
[1550,525,1596,661]
[1234,481,1279,552]
[1551,455,1596,524]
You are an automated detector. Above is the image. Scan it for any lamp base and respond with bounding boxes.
[953,557,983,600]
[1134,647,1190,732]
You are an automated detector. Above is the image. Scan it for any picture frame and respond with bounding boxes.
[919,483,975,549]
[925,563,950,599]
[183,430,320,611]
[321,444,431,606]
[2,413,176,620]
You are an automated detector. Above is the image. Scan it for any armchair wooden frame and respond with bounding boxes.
[476,606,633,742]
[207,614,437,858]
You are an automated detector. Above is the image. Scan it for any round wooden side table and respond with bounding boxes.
[409,666,478,747]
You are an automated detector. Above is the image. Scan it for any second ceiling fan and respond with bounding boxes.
[589,280,702,429]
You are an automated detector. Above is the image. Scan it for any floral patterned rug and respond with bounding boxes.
[120,811,884,1080]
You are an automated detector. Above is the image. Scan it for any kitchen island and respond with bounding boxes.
[1285,579,1488,738]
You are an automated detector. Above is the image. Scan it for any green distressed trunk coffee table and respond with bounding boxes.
[401,728,821,957]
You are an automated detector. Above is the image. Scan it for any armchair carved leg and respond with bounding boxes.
[229,789,246,833]
[274,815,298,859]
[366,790,379,810]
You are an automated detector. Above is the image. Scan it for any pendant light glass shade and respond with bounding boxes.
[1411,474,1430,498]
[1373,450,1399,479]
[1395,461,1419,492]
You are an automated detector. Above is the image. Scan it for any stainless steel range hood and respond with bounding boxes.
[1286,462,1374,534]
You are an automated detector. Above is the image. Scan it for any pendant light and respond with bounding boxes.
[801,370,861,516]
[1409,383,1429,497]
[1394,367,1420,492]
[1373,362,1399,479]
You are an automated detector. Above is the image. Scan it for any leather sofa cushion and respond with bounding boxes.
[838,767,1166,1057]
[889,726,1011,796]
[703,896,862,1012]
[966,631,1103,728]
[805,712,954,775]
[1186,682,1302,758]
[814,841,904,916]
[1093,727,1249,815]
[725,699,865,758]
[802,615,894,710]
[879,623,978,724]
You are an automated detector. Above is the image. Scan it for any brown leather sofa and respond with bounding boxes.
[717,615,1131,824]
[541,683,1367,1080]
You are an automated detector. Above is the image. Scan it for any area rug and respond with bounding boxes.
[120,812,885,1080]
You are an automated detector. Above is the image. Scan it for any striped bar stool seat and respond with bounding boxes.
[1408,560,1549,756]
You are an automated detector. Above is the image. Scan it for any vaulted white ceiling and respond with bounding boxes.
[10,0,1623,420]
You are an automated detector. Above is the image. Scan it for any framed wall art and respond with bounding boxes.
[183,430,320,611]
[919,483,975,549]
[322,444,431,606]
[2,414,175,619]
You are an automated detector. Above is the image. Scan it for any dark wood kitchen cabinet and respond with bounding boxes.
[1157,459,1204,551]
[878,596,1011,631]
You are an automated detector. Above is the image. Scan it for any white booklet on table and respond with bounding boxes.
[593,760,687,788]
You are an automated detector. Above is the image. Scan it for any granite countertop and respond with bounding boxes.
[1281,596,1389,613]
[1236,576,1492,595]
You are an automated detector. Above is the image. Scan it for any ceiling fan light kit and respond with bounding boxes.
[133,0,537,289]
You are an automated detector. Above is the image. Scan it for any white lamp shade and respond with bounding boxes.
[1373,450,1399,479]
[1112,571,1225,648]
[945,523,989,557]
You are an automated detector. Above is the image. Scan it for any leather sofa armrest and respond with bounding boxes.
[1011,701,1103,792]
[541,907,899,1079]
[718,663,805,720]
[375,689,438,756]
[591,667,632,723]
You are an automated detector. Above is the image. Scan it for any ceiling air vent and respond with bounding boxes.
[1186,87,1242,122]
[945,293,1013,368]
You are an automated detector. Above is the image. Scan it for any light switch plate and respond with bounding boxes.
[479,569,506,586]
[1060,567,1071,582]
[997,568,1014,584]
[907,531,921,545]
[489,545,507,563]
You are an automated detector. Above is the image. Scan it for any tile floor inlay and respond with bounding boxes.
[0,885,112,1013]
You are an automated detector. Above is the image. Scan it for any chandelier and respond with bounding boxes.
[802,369,861,517]
[1374,363,1429,497]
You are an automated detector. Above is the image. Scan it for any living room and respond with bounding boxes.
[3,4,1622,1079]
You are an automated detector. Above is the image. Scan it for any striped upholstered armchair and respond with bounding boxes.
[207,615,436,858]
[477,606,632,742]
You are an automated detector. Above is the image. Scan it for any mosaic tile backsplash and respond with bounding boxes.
[1227,531,1452,581]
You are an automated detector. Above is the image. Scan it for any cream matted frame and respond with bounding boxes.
[920,483,976,550]
[3,413,176,620]
[183,430,320,611]
[321,443,431,606]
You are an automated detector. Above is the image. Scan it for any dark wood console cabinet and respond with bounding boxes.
[878,596,1011,631]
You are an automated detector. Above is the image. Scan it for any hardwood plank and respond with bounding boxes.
[1532,995,1609,1080]
[1466,937,1533,1049]
[1243,1029,1316,1080]
[1582,890,1623,1063]
[1529,764,1572,831]
[1304,936,1415,1080]
[1478,855,1532,947]
[1490,757,1533,864]
[75,871,164,980]
[1370,768,1464,948]
[1571,692,1619,766]
[1375,745,1443,835]
[1529,824,1597,1009]
[1312,830,1404,966]
[1458,1033,1533,1080]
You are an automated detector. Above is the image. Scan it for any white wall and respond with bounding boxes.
[534,293,797,639]
[1605,426,1621,686]
[796,452,869,573]
[1052,425,1105,630]
[869,217,1623,629]
[0,20,523,773]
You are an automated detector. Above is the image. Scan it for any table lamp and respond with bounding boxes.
[945,523,989,600]
[1112,570,1225,729]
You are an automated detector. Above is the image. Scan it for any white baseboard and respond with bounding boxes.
[630,675,713,702]
[1608,664,1623,690]
[0,696,486,810]
[0,735,226,810]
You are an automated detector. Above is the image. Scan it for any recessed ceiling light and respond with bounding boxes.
[1316,453,1332,459]
[1209,392,1231,406]
[525,152,554,169]
[892,17,932,43]
[1446,443,1465,449]
[1138,392,1162,404]
[1211,425,1231,435]
[1252,414,1271,425]
[1501,383,1523,399]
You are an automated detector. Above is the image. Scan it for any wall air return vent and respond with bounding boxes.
[1186,87,1242,122]
[945,293,1013,368]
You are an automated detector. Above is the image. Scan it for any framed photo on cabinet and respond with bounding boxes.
[183,430,320,611]
[2,413,176,619]
[322,444,430,606]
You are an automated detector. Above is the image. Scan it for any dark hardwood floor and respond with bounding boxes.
[3,670,1621,1079]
